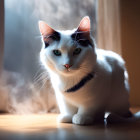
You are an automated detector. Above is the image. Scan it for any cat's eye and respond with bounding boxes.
[53,50,61,56]
[78,39,89,46]
[73,48,81,55]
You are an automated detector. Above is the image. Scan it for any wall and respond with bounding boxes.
[120,0,140,106]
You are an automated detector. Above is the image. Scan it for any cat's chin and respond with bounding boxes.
[58,69,78,76]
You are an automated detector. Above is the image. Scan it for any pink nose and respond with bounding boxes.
[64,64,71,69]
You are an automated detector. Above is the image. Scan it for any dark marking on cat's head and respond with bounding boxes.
[38,20,61,48]
[71,31,93,47]
[44,31,61,48]
[71,16,94,47]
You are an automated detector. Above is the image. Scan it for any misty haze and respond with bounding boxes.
[0,0,96,113]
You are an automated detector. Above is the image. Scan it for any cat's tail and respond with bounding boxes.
[106,111,140,124]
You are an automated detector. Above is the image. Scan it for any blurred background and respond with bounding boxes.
[0,0,97,113]
[4,0,97,81]
[0,0,140,113]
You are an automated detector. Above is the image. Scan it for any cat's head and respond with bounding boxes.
[39,16,97,76]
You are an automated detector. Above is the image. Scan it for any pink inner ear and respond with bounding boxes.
[78,16,90,32]
[39,21,55,36]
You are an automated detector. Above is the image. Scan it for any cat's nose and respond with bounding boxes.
[64,64,71,69]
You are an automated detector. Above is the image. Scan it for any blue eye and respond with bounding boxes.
[53,50,61,56]
[73,48,81,55]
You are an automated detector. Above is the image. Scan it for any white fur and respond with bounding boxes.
[39,16,130,125]
[40,30,130,125]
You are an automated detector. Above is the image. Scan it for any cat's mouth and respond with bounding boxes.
[63,68,75,73]
[59,68,79,75]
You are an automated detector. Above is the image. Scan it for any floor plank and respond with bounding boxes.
[0,108,140,140]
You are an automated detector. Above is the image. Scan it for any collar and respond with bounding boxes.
[65,72,95,93]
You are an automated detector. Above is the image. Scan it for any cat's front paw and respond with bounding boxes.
[57,114,72,123]
[72,114,93,125]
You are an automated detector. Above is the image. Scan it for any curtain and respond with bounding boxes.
[0,0,4,74]
[97,0,121,54]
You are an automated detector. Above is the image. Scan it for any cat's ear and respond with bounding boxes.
[38,20,55,36]
[77,16,90,32]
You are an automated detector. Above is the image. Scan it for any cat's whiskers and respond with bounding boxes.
[33,68,46,81]
[33,71,49,92]
[34,76,48,88]
[37,77,48,92]
[33,71,48,84]
[35,76,48,92]
[35,35,42,39]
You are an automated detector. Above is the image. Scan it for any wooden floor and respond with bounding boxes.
[0,107,140,140]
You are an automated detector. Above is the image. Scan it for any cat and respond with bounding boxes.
[38,16,140,125]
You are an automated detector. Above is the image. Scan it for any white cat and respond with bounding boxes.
[38,16,138,125]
